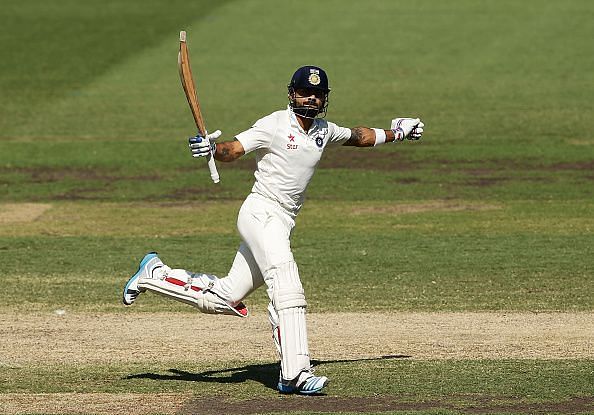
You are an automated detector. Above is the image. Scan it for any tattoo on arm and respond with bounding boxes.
[344,127,375,147]
[214,140,245,162]
[220,145,230,158]
[352,127,365,142]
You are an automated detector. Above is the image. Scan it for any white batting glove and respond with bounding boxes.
[409,121,424,140]
[188,130,221,158]
[391,118,423,141]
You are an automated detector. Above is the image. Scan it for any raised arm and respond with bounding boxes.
[213,139,245,162]
[188,131,246,162]
[343,118,424,147]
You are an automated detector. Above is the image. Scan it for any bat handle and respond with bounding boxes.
[207,153,220,183]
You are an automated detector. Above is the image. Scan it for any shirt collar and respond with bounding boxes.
[287,105,319,135]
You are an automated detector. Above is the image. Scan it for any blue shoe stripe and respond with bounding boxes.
[138,252,158,269]
[277,376,328,394]
[122,252,158,304]
[300,377,327,394]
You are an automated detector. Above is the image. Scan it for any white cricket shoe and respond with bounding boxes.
[277,373,329,395]
[122,252,164,305]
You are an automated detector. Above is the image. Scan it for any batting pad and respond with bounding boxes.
[138,269,248,317]
[277,306,310,382]
[270,261,307,310]
[266,261,310,381]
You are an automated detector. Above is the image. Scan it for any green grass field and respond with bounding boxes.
[1,0,593,414]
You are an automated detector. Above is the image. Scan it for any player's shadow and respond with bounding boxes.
[125,355,411,391]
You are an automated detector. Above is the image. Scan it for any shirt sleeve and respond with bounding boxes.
[326,121,352,146]
[235,114,276,154]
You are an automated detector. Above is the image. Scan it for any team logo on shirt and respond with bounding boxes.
[313,128,327,148]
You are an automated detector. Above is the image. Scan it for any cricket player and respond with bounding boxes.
[122,65,424,394]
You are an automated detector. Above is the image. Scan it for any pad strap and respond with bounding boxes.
[270,262,307,310]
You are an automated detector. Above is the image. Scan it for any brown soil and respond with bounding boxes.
[3,156,590,185]
[1,393,593,415]
[1,312,592,366]
[1,311,592,414]
[3,166,161,183]
[179,395,594,415]
[317,148,594,173]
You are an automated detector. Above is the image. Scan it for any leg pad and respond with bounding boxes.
[266,261,310,381]
[139,269,248,317]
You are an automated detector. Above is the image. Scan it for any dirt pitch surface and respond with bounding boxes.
[1,311,593,414]
[1,311,592,364]
[2,393,594,415]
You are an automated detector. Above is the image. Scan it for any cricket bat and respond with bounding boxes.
[178,30,220,184]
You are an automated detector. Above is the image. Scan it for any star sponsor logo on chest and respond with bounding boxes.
[287,133,298,150]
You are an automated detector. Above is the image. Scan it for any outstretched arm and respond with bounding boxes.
[344,127,398,147]
[343,118,424,147]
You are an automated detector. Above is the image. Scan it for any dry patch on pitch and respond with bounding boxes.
[0,393,185,415]
[350,200,501,215]
[0,203,51,224]
[0,201,238,237]
[1,311,592,365]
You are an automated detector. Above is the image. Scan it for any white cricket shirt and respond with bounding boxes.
[235,106,351,217]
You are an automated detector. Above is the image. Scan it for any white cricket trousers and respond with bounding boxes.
[208,193,311,382]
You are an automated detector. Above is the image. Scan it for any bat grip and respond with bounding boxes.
[207,153,220,183]
[196,124,219,183]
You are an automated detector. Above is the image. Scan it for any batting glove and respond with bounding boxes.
[391,118,423,141]
[188,130,221,158]
[409,121,424,140]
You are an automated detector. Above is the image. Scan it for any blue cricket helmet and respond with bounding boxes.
[287,65,331,119]
[288,65,331,93]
